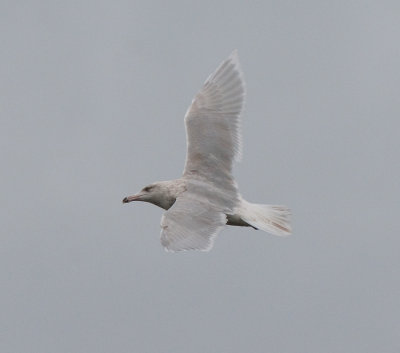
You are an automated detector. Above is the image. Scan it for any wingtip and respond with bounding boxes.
[228,49,244,79]
[229,49,239,63]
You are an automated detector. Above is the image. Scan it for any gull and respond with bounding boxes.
[123,50,291,252]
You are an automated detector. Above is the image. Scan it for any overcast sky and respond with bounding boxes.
[1,1,400,352]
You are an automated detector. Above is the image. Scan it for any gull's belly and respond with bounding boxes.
[226,214,256,229]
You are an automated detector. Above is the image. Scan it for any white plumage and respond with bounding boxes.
[123,51,291,252]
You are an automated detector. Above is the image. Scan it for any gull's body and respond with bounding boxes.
[123,51,291,252]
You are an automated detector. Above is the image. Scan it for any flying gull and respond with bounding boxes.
[123,50,291,251]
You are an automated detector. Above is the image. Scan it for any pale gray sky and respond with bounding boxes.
[1,1,399,352]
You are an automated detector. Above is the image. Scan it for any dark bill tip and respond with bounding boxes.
[123,194,142,203]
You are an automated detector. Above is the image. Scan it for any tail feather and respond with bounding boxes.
[241,201,291,236]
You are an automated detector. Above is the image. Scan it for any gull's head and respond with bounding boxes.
[123,183,160,203]
[122,181,177,210]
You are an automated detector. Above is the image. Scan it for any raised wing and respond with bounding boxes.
[161,51,246,252]
[183,50,246,189]
[160,192,227,252]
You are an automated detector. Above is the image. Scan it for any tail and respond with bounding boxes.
[241,200,292,236]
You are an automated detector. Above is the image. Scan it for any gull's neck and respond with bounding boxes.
[150,179,186,210]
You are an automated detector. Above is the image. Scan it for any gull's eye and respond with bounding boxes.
[143,186,153,192]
